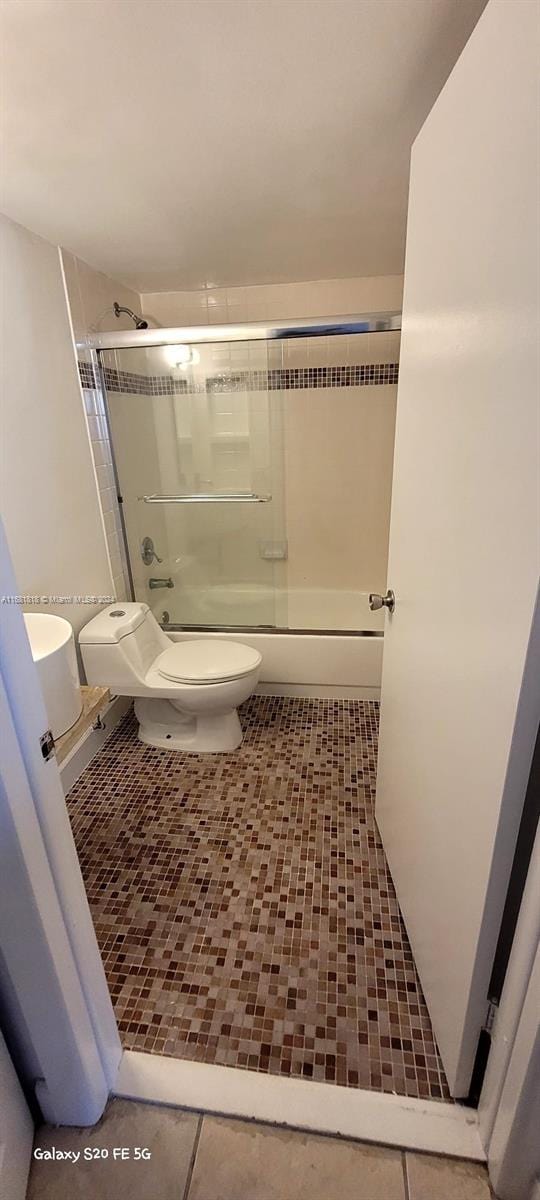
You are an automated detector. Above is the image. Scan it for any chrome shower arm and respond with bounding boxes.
[113,301,149,330]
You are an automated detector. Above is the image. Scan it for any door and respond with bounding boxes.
[101,338,284,630]
[375,0,540,1098]
[0,518,119,1123]
[0,1031,33,1200]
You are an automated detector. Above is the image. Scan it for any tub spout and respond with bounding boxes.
[149,577,174,589]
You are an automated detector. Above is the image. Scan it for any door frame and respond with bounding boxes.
[0,1028,33,1200]
[487,942,540,1200]
[479,814,540,1193]
[0,518,121,1124]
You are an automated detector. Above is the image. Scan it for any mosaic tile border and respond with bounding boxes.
[66,698,449,1102]
[78,360,399,396]
[78,361,188,396]
[209,363,399,392]
[78,361,96,389]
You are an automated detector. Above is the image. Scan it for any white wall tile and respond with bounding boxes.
[86,414,100,440]
[113,573,129,602]
[142,274,403,329]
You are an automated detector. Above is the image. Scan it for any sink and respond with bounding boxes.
[23,613,82,738]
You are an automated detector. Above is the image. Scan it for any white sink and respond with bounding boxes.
[24,613,82,739]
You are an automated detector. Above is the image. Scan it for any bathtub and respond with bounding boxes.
[148,583,384,698]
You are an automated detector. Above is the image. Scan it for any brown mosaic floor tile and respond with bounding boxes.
[66,697,450,1100]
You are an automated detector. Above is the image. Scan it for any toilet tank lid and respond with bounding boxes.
[79,603,150,645]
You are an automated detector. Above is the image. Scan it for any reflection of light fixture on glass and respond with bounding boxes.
[165,345,200,370]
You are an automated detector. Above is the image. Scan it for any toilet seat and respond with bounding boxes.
[156,639,262,685]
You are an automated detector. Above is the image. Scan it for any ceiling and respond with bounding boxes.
[0,0,486,292]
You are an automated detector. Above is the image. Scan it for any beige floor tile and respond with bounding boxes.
[188,1116,406,1200]
[26,1098,199,1200]
[406,1152,492,1200]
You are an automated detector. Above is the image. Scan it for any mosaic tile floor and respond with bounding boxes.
[67,697,450,1100]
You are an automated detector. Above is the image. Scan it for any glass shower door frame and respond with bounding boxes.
[90,311,400,635]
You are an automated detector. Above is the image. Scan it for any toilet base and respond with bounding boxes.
[134,698,243,753]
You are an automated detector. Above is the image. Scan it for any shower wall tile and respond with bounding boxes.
[283,384,397,596]
[103,509,117,536]
[63,252,402,351]
[225,284,248,318]
[85,413,100,441]
[141,274,404,331]
[114,285,401,374]
[79,381,130,603]
[81,360,399,397]
[207,288,229,324]
[113,572,128,599]
[96,463,113,489]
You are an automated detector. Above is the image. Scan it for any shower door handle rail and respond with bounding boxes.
[139,493,272,504]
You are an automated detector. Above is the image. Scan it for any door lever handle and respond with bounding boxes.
[369,589,395,613]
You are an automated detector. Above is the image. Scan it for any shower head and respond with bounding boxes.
[113,301,149,330]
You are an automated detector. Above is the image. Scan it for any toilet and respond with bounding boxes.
[79,603,261,752]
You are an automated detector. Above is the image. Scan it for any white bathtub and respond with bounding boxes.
[148,583,384,697]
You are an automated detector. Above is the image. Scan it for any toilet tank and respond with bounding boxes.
[79,603,170,691]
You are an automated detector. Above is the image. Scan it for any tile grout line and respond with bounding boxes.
[182,1113,204,1200]
[402,1150,411,1200]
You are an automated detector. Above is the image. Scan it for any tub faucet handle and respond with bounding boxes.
[141,536,163,565]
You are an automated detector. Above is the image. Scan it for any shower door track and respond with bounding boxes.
[162,624,384,637]
[82,311,401,351]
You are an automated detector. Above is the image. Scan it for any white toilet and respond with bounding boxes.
[79,603,261,753]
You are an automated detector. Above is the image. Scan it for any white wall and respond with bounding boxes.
[0,214,113,636]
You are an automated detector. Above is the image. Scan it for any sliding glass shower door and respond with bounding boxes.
[100,322,399,633]
[102,339,287,628]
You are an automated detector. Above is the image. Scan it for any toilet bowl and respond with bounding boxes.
[79,603,261,752]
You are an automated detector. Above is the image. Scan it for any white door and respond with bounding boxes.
[0,1031,33,1200]
[375,0,540,1099]
[0,518,120,1124]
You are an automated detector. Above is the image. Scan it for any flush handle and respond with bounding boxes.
[369,589,395,613]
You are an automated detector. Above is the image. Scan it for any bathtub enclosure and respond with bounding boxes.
[83,315,400,692]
